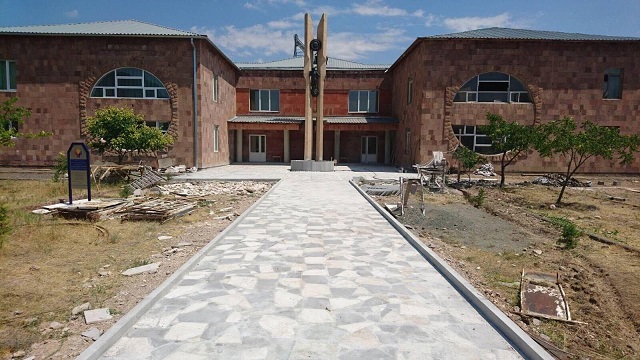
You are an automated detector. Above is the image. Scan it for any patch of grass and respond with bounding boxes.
[131,258,151,268]
[469,188,486,208]
[548,216,582,249]
[52,153,67,182]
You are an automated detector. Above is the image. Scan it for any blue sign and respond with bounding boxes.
[67,142,91,204]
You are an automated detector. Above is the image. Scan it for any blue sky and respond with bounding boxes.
[2,0,639,64]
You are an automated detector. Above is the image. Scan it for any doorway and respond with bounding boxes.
[361,136,378,163]
[249,134,266,162]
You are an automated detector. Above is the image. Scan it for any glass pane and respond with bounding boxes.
[271,90,280,112]
[518,93,530,102]
[458,77,478,92]
[476,135,493,145]
[509,77,527,91]
[118,78,142,87]
[144,72,163,87]
[0,61,6,89]
[250,136,259,152]
[368,137,377,154]
[91,88,103,97]
[468,92,477,101]
[145,89,155,98]
[260,90,270,111]
[250,90,259,111]
[361,138,367,154]
[105,88,115,97]
[260,135,266,152]
[606,75,621,99]
[359,91,368,112]
[452,125,464,135]
[348,91,358,112]
[117,88,143,98]
[476,145,497,155]
[145,121,156,128]
[157,88,169,98]
[8,61,16,89]
[460,136,474,149]
[453,92,465,102]
[116,68,142,77]
[478,92,509,102]
[479,72,509,81]
[478,81,509,92]
[96,72,115,87]
[368,91,378,113]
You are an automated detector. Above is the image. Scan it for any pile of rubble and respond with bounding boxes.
[532,174,591,187]
[474,163,496,177]
[154,181,271,197]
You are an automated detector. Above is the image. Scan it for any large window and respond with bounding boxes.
[454,72,530,103]
[0,60,16,91]
[91,68,169,99]
[452,125,496,155]
[603,68,622,99]
[250,89,279,112]
[145,121,170,134]
[349,90,378,113]
[213,125,220,152]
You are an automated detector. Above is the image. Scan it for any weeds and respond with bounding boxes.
[0,203,10,249]
[131,258,151,267]
[52,153,67,182]
[119,186,132,198]
[548,216,582,249]
[469,188,486,208]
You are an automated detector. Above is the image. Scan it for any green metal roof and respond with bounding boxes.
[0,20,200,37]
[228,116,397,124]
[236,57,389,71]
[426,27,639,41]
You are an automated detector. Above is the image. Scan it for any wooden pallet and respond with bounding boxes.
[118,198,196,222]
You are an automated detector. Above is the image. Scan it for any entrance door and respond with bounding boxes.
[361,136,378,163]
[249,135,266,162]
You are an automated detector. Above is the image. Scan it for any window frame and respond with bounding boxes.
[452,125,497,155]
[454,72,530,104]
[348,90,379,113]
[404,128,411,155]
[603,68,623,100]
[407,78,413,105]
[91,68,169,99]
[249,89,280,112]
[213,74,219,102]
[0,60,17,91]
[213,125,220,152]
[145,121,170,134]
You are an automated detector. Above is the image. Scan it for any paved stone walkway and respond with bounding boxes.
[95,171,525,359]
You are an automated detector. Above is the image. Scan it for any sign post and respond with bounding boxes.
[67,142,91,204]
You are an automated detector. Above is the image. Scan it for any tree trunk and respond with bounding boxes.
[556,163,573,204]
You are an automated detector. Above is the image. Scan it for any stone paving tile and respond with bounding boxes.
[101,171,522,359]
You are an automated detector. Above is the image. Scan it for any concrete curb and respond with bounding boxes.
[350,180,554,360]
[76,179,284,360]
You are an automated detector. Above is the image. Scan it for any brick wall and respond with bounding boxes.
[391,38,640,173]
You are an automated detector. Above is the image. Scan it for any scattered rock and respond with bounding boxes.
[549,204,556,210]
[49,321,64,330]
[157,235,173,241]
[540,334,551,342]
[133,188,143,196]
[72,302,91,316]
[474,163,496,177]
[81,327,102,341]
[12,350,26,358]
[532,318,542,326]
[533,249,543,255]
[532,174,591,187]
[29,265,40,271]
[172,242,193,248]
[121,262,161,276]
[98,270,112,277]
[84,308,112,324]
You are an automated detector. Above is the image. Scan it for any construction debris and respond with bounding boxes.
[52,199,130,221]
[474,163,496,177]
[518,270,583,324]
[121,262,161,276]
[83,308,112,324]
[127,166,165,191]
[532,174,591,187]
[117,198,196,222]
[81,327,102,341]
[157,181,270,197]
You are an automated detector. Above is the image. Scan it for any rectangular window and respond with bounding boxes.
[249,89,279,112]
[0,60,17,91]
[145,121,170,134]
[348,90,378,113]
[452,125,496,155]
[603,68,622,99]
[213,75,219,102]
[407,78,413,104]
[405,128,411,155]
[213,125,219,152]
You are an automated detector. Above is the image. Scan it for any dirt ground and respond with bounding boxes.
[0,178,271,359]
[386,174,640,359]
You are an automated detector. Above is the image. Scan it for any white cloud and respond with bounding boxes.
[443,12,521,32]
[243,0,306,10]
[65,9,79,18]
[351,0,423,17]
[424,13,441,27]
[267,20,296,29]
[326,28,412,61]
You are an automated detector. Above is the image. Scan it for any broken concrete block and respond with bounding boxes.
[157,235,173,241]
[81,327,102,341]
[49,321,64,330]
[121,262,161,276]
[84,308,112,324]
[32,208,51,215]
[72,302,92,316]
[172,242,193,248]
[533,249,543,255]
[218,207,233,212]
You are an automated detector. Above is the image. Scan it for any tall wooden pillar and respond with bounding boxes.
[315,14,327,161]
[303,14,313,160]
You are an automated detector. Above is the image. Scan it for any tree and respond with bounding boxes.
[479,113,537,188]
[535,116,640,204]
[453,145,485,182]
[1,97,50,146]
[86,107,173,164]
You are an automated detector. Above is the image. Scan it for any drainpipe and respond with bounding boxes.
[190,38,199,168]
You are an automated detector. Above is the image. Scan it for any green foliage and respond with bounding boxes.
[1,97,51,147]
[535,117,640,204]
[52,153,68,182]
[119,185,133,198]
[547,216,582,249]
[453,145,484,181]
[479,113,537,188]
[0,203,11,249]
[469,188,486,208]
[86,107,173,164]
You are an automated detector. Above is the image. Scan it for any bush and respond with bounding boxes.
[52,153,67,182]
[469,188,486,208]
[548,216,582,249]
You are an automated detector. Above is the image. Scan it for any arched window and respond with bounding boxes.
[454,72,530,103]
[91,68,169,99]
